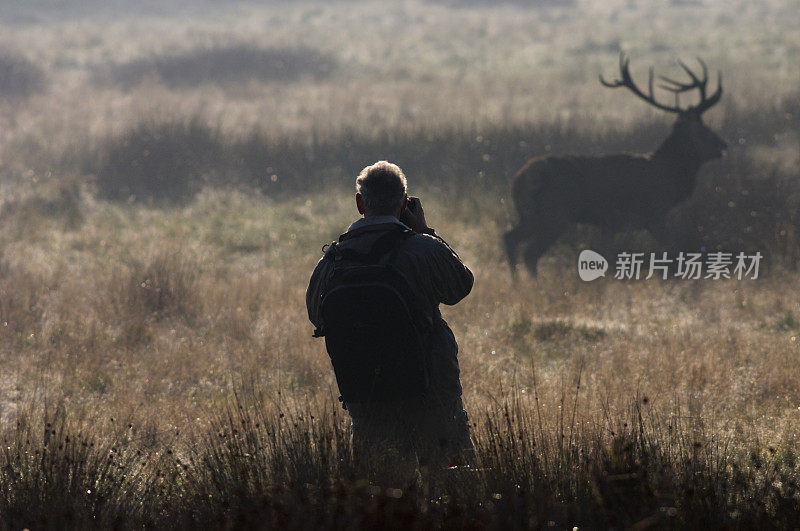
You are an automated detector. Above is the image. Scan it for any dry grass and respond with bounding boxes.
[0,0,799,527]
[2,186,799,526]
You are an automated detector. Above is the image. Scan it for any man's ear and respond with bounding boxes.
[356,193,366,215]
[401,195,408,212]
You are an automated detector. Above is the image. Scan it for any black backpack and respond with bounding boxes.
[313,226,432,403]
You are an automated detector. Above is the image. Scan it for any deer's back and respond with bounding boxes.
[512,152,684,228]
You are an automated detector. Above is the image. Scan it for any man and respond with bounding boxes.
[306,160,474,467]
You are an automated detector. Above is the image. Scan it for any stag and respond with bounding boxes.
[504,54,726,275]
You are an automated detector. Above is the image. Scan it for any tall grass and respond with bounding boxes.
[2,391,798,528]
[84,94,799,264]
[0,407,153,529]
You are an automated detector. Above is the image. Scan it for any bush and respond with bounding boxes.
[90,118,226,203]
[0,50,45,99]
[0,179,84,231]
[99,44,337,89]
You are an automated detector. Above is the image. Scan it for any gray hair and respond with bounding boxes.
[355,161,407,215]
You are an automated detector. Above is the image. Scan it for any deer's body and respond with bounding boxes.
[512,152,699,228]
[505,55,726,274]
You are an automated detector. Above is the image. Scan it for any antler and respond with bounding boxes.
[600,53,722,115]
[600,53,683,113]
[657,57,723,115]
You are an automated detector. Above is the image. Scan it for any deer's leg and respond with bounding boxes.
[503,225,525,275]
[647,220,696,276]
[598,226,616,259]
[522,219,565,275]
[646,221,675,249]
[652,218,705,255]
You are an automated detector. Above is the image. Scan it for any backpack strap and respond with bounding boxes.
[332,226,413,265]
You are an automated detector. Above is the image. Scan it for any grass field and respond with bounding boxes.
[1,0,799,528]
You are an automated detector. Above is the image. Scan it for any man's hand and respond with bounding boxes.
[400,196,432,234]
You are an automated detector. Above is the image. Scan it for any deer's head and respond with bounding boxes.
[601,54,727,163]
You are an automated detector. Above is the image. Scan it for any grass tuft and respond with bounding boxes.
[115,251,198,324]
[0,408,150,529]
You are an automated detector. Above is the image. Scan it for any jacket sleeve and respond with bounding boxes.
[423,234,474,305]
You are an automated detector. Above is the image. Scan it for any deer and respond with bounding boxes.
[504,54,726,275]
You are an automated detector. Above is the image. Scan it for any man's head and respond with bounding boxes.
[355,161,408,218]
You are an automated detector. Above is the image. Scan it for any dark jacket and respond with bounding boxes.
[306,216,474,399]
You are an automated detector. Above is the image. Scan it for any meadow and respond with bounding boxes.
[0,0,799,528]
